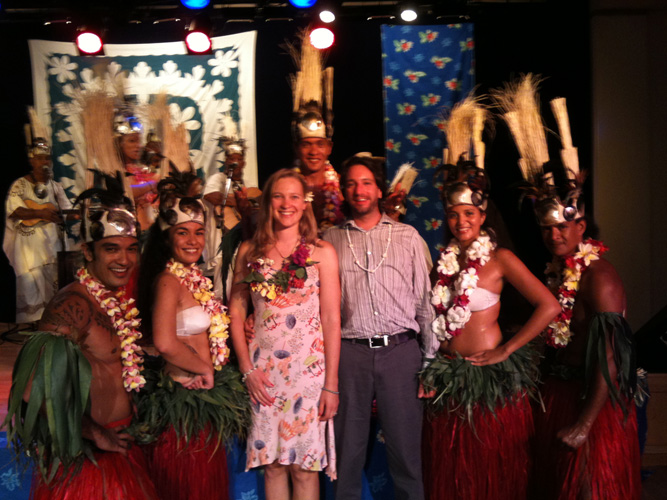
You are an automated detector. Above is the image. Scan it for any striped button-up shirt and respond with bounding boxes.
[324,214,437,360]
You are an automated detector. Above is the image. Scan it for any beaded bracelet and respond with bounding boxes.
[241,367,256,383]
[322,387,340,395]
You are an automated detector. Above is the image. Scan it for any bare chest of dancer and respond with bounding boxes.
[439,256,504,357]
[57,288,133,426]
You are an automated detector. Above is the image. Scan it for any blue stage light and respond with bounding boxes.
[289,0,317,8]
[181,0,210,9]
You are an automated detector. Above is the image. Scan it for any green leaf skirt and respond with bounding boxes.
[420,343,540,421]
[129,356,252,447]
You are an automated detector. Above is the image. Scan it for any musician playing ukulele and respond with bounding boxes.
[3,139,73,323]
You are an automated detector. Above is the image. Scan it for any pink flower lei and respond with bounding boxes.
[295,162,344,232]
[166,260,231,369]
[543,238,609,348]
[241,238,315,302]
[76,267,146,391]
[430,232,496,341]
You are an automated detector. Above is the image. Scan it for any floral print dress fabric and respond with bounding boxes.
[245,264,331,472]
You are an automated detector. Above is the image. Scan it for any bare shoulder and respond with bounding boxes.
[234,241,253,271]
[155,270,181,288]
[494,247,526,270]
[313,239,337,260]
[580,257,625,313]
[237,240,252,259]
[38,282,112,342]
[38,282,93,336]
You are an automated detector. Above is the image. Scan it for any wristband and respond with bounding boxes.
[241,367,256,383]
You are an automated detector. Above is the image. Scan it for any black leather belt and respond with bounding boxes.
[342,331,416,348]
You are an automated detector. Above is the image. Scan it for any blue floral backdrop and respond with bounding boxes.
[382,24,476,261]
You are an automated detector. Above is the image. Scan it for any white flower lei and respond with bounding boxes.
[431,232,496,341]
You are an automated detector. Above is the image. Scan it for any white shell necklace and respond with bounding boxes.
[345,223,393,273]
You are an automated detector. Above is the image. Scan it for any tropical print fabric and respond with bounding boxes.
[246,265,332,473]
[382,24,476,262]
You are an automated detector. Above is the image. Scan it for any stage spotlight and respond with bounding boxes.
[399,3,418,22]
[319,9,335,23]
[76,27,103,55]
[185,31,211,53]
[310,27,334,50]
[181,0,210,9]
[185,15,212,54]
[289,0,317,8]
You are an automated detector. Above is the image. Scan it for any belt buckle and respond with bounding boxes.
[369,335,389,348]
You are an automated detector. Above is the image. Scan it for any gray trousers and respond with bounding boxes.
[333,338,425,500]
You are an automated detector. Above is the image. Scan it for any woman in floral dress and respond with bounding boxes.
[229,168,341,500]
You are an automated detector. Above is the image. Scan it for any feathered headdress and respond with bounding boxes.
[220,136,246,160]
[437,96,489,210]
[75,171,139,242]
[289,29,334,142]
[156,167,205,231]
[148,92,190,177]
[493,74,585,225]
[25,107,51,158]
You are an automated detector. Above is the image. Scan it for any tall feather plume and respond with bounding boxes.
[287,28,333,138]
[27,107,49,142]
[550,97,580,180]
[289,30,323,111]
[81,90,125,177]
[149,92,190,174]
[442,96,488,169]
[492,74,549,184]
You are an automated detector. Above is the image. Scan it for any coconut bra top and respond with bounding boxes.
[175,305,210,337]
[468,287,500,312]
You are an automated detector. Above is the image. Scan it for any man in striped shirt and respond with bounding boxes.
[323,154,436,500]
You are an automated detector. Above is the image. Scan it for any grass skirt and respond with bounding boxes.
[532,376,641,500]
[131,358,252,500]
[144,425,229,500]
[33,418,157,500]
[421,346,538,500]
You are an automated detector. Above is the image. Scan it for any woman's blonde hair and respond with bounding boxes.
[247,168,318,262]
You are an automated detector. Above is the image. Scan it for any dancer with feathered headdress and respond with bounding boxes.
[420,94,560,500]
[495,74,641,500]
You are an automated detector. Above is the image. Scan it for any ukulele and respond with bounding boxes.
[20,199,77,227]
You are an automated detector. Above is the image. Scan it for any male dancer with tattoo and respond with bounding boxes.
[4,178,157,499]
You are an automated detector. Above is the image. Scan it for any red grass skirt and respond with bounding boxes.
[423,393,533,500]
[532,377,641,500]
[32,417,157,500]
[144,425,229,500]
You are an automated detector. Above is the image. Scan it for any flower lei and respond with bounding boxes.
[543,238,609,348]
[76,267,146,391]
[431,232,496,341]
[242,239,315,302]
[295,162,344,232]
[166,260,231,370]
